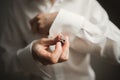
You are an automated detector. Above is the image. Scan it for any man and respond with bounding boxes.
[0,0,120,80]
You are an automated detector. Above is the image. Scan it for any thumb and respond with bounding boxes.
[39,37,59,45]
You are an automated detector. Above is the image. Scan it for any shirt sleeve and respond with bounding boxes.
[17,41,52,78]
[49,1,120,64]
[0,4,52,78]
[0,23,52,79]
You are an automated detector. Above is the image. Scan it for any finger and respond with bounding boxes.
[30,14,42,33]
[32,44,50,65]
[38,35,61,45]
[59,36,69,62]
[34,44,51,59]
[38,20,44,28]
[33,44,58,65]
[62,36,69,50]
[50,42,62,64]
[35,42,62,64]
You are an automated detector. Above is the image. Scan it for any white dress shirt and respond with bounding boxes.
[0,0,120,80]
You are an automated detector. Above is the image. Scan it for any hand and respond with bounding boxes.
[32,35,69,65]
[30,12,58,35]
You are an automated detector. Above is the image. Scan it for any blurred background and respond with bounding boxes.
[0,0,120,80]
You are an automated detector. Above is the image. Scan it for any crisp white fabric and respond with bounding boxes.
[0,0,120,80]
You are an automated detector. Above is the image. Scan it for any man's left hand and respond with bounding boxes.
[30,12,58,35]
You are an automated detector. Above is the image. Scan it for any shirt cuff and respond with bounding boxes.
[49,9,102,43]
[17,41,41,71]
[49,9,83,37]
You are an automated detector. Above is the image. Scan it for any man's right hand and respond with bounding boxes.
[32,35,69,65]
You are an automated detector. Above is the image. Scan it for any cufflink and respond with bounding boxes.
[60,34,65,45]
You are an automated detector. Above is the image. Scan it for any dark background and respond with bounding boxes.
[0,0,120,80]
